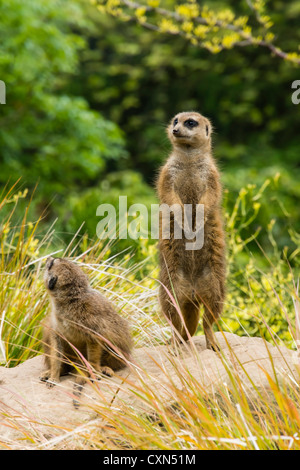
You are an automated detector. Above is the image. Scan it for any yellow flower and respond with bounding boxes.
[159,18,179,34]
[176,4,199,19]
[147,0,160,8]
[194,25,209,38]
[234,16,248,28]
[135,7,147,23]
[182,21,194,33]
[217,9,235,24]
[222,33,240,49]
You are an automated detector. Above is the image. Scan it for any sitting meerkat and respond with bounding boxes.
[156,111,226,351]
[40,257,133,388]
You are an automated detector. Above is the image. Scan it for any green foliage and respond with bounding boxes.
[223,170,300,256]
[59,170,157,263]
[0,0,126,209]
[221,179,299,347]
[0,185,46,364]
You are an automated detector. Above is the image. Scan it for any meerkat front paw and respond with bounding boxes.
[99,366,114,377]
[46,379,59,389]
[39,370,50,382]
[40,370,59,388]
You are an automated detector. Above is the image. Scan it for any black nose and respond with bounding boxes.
[173,128,179,135]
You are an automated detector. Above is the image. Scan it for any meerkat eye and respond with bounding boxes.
[184,119,199,129]
[48,275,58,290]
[173,118,178,126]
[206,125,209,136]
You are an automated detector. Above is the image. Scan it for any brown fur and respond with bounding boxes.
[156,111,226,350]
[40,257,133,388]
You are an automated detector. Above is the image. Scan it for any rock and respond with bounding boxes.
[0,332,299,449]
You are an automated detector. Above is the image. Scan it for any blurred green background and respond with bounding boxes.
[0,0,299,265]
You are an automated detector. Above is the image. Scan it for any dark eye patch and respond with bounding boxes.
[173,118,178,126]
[184,119,199,129]
[48,275,57,290]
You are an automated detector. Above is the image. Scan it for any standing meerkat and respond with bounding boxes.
[156,111,226,350]
[40,257,133,388]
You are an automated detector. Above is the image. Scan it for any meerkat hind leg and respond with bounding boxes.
[41,335,64,388]
[73,342,114,384]
[72,343,114,409]
[159,286,186,340]
[203,305,220,352]
[181,301,200,341]
[87,342,114,378]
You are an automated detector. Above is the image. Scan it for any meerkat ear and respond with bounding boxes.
[205,121,212,137]
[48,275,58,290]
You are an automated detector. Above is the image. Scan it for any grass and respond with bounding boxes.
[0,182,300,450]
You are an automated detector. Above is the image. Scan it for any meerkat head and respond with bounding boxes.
[167,111,212,151]
[44,257,89,296]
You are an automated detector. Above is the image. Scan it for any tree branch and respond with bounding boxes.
[98,0,300,65]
